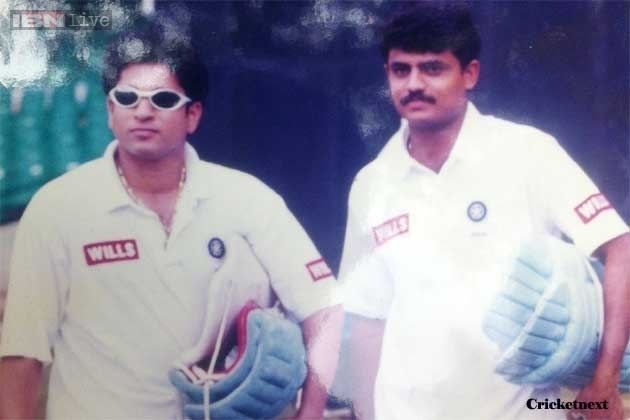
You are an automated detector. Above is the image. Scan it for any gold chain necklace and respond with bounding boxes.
[116,163,186,236]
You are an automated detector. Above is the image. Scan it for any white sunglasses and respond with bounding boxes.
[108,85,192,110]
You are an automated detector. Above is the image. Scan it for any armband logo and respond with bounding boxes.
[83,239,139,266]
[372,213,409,246]
[574,193,612,224]
[306,258,333,281]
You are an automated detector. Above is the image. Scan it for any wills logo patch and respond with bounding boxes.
[83,239,139,266]
[574,193,612,224]
[372,213,409,246]
[306,258,333,282]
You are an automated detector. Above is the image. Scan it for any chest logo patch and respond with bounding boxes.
[306,258,333,282]
[372,213,409,247]
[467,201,487,222]
[83,239,139,266]
[575,193,611,224]
[208,237,226,259]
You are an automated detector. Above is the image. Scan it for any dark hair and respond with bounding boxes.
[102,14,208,104]
[380,2,481,69]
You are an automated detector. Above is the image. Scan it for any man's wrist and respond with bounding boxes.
[297,397,326,419]
[590,368,621,391]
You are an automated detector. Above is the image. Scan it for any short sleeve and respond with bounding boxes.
[243,185,340,322]
[0,190,70,363]
[338,180,393,319]
[532,137,629,255]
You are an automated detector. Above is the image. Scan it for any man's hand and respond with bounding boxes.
[344,313,385,420]
[293,304,344,420]
[568,380,623,420]
[0,356,44,419]
[569,233,630,420]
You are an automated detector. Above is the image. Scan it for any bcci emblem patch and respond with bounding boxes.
[208,237,226,259]
[467,201,487,222]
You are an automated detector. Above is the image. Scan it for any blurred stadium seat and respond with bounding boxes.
[0,75,112,224]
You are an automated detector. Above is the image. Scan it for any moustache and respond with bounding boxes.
[401,91,437,106]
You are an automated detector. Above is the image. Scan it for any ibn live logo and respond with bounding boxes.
[10,10,112,30]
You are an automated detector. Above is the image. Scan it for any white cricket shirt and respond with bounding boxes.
[339,103,628,420]
[0,141,338,419]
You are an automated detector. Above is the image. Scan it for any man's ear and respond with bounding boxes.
[463,59,480,90]
[186,101,203,135]
[106,98,114,130]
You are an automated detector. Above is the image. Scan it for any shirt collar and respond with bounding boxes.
[447,102,484,163]
[378,101,484,182]
[100,140,210,213]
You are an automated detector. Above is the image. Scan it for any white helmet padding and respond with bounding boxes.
[170,303,307,419]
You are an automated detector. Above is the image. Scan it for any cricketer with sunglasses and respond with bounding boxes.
[0,15,343,420]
